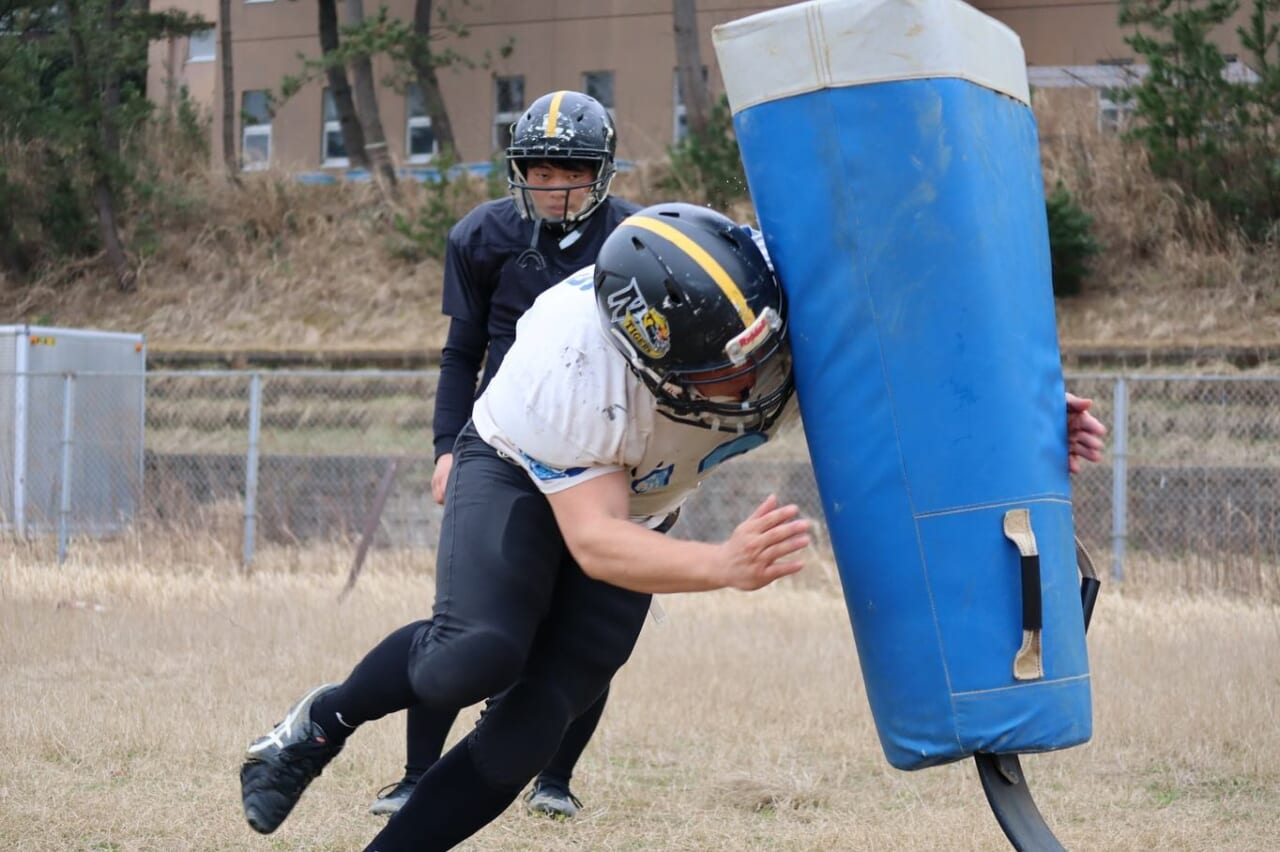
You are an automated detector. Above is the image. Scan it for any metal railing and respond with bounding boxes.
[4,370,1279,587]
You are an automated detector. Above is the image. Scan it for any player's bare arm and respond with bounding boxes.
[547,471,810,594]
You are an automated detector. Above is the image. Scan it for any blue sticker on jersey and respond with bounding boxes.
[563,267,595,291]
[698,432,769,473]
[631,463,674,494]
[519,451,588,482]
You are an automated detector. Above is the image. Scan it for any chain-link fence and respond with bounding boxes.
[4,370,1280,587]
[1066,374,1280,591]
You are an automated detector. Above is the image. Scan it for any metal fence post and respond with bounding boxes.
[1110,376,1128,581]
[13,347,30,537]
[243,372,262,569]
[57,372,77,564]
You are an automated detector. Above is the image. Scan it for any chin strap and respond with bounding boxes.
[517,218,547,270]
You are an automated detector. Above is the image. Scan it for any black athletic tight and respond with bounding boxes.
[312,425,652,850]
[400,683,609,788]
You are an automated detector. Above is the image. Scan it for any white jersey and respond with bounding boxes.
[472,265,794,529]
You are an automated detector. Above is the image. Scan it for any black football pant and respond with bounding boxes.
[400,682,609,790]
[314,425,652,851]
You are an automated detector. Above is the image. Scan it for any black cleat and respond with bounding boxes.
[240,684,343,834]
[368,775,419,816]
[524,778,583,820]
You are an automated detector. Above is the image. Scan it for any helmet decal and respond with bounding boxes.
[543,90,567,137]
[607,279,671,359]
[619,216,755,328]
[622,307,671,360]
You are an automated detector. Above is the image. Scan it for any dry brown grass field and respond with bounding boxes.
[2,539,1278,851]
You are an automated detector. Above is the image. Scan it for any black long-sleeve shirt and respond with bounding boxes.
[431,195,642,460]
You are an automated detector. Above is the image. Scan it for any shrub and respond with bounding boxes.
[660,95,750,210]
[1046,181,1100,297]
[390,152,489,261]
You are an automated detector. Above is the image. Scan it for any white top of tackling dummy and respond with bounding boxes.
[711,0,1030,113]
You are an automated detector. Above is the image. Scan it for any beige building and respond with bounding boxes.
[147,0,1260,173]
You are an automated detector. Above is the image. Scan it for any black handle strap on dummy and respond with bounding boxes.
[1002,509,1044,681]
[1075,535,1101,633]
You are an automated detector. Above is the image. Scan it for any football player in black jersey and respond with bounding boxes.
[374,90,641,820]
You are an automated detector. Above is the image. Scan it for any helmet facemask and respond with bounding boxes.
[508,156,616,231]
[611,307,795,433]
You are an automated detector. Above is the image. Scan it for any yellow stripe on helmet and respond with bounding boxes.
[620,216,755,327]
[544,91,567,137]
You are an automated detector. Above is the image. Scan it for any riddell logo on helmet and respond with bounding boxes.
[725,308,779,364]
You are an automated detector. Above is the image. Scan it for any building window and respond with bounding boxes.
[493,75,525,152]
[673,66,709,143]
[1097,88,1136,134]
[406,84,437,164]
[187,28,215,63]
[322,89,349,168]
[582,70,615,113]
[241,90,272,171]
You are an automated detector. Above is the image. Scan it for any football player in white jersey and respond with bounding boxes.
[239,203,1105,851]
[372,88,642,821]
[240,203,811,850]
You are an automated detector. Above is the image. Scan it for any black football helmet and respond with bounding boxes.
[593,203,794,432]
[506,90,618,230]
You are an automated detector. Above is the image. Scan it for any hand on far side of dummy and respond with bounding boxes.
[1066,392,1107,474]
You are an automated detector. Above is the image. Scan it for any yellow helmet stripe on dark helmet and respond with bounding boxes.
[543,91,567,137]
[620,216,756,327]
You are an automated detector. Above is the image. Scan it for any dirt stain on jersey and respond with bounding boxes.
[561,346,588,376]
